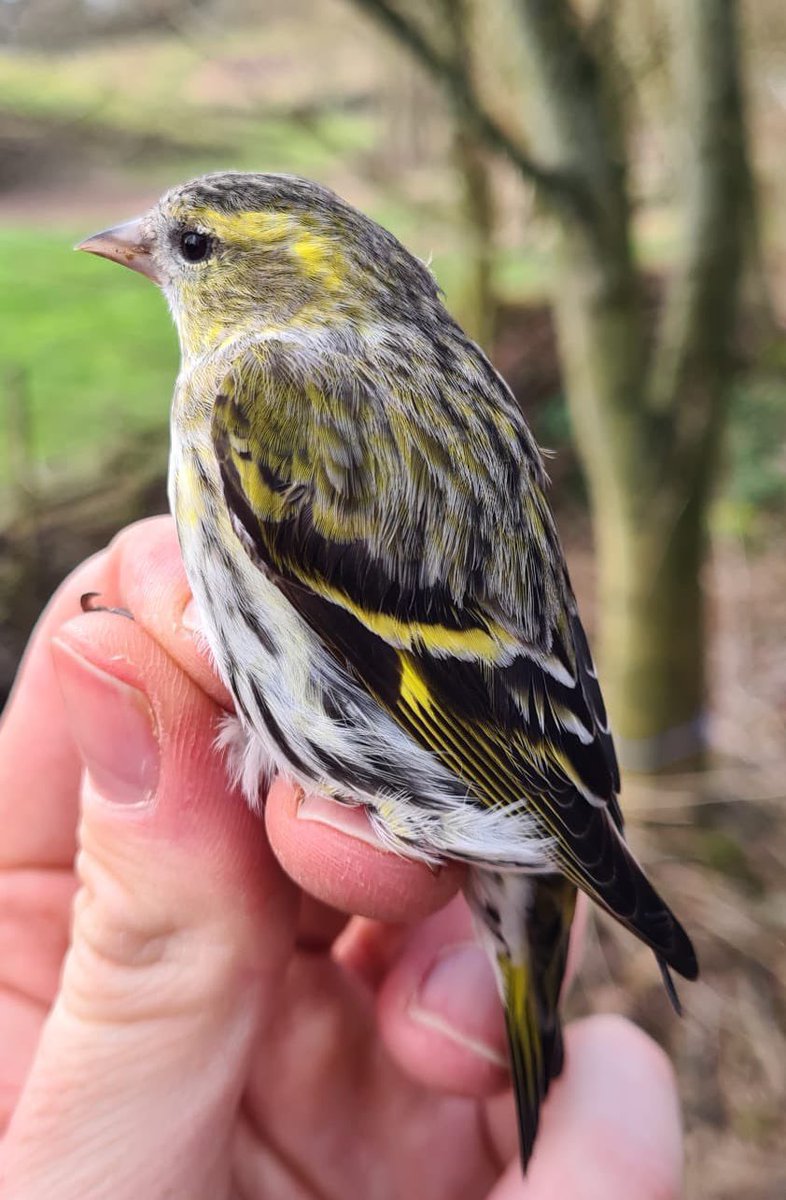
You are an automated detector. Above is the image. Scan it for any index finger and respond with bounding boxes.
[0,516,225,869]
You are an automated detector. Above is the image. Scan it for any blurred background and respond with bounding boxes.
[0,1,783,1194]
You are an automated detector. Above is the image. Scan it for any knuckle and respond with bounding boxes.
[64,845,252,1025]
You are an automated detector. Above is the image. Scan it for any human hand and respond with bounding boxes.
[0,517,684,1199]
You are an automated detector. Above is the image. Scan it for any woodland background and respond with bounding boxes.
[0,2,784,1195]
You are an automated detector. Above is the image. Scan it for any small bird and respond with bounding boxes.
[78,172,697,1171]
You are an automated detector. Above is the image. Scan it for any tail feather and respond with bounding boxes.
[499,953,567,1167]
[658,957,684,1016]
[468,871,576,1173]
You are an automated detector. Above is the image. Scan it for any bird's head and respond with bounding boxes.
[77,171,439,360]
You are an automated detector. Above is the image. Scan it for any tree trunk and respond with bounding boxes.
[542,222,701,766]
[514,0,747,770]
[550,206,728,767]
[595,491,707,771]
[452,127,496,348]
[442,0,497,348]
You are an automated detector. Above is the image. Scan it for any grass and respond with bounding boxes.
[0,228,177,472]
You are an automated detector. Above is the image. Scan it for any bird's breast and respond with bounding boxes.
[168,424,343,779]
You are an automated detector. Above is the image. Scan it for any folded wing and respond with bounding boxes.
[211,341,697,983]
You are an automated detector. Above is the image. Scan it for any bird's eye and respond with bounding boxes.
[179,229,212,263]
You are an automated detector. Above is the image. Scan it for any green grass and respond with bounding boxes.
[0,228,177,472]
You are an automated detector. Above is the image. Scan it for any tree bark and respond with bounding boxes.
[442,0,497,348]
[452,127,496,347]
[595,484,707,771]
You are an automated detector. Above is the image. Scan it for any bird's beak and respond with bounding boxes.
[76,217,160,284]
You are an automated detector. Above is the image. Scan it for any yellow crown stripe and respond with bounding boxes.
[187,206,294,244]
[185,207,345,289]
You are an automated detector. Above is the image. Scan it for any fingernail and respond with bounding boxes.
[181,597,202,633]
[408,942,507,1067]
[52,640,159,805]
[296,793,382,848]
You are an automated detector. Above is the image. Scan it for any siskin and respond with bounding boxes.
[78,172,698,1172]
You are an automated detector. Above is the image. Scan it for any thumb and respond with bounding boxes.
[1,614,297,1200]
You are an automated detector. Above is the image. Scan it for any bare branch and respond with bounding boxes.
[507,0,646,492]
[440,0,497,347]
[512,0,632,251]
[347,0,584,213]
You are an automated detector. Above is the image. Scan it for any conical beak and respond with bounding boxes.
[76,218,160,283]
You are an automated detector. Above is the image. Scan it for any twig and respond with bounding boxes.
[348,0,585,214]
